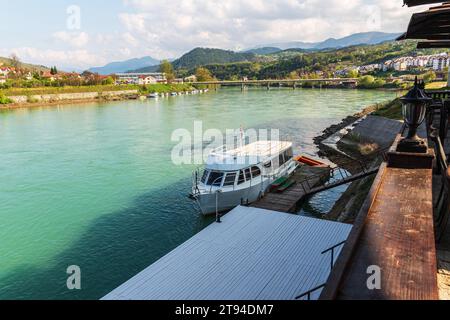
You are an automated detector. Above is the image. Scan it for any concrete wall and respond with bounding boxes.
[351,115,403,149]
[8,90,138,104]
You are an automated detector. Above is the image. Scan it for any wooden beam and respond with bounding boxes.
[404,0,446,7]
[417,41,450,48]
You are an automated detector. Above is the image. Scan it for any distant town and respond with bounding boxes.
[335,52,450,76]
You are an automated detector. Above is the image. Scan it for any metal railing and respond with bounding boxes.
[295,147,389,198]
[294,240,347,300]
[321,240,347,272]
[295,284,326,300]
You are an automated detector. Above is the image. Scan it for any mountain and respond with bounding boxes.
[244,47,282,55]
[315,32,403,49]
[249,32,402,51]
[172,48,258,70]
[131,48,259,72]
[88,56,160,75]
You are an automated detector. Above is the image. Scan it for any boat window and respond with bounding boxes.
[284,148,293,160]
[238,170,246,185]
[207,171,224,186]
[223,172,237,187]
[251,166,261,178]
[279,153,286,166]
[201,170,209,183]
[245,168,251,181]
[264,161,272,168]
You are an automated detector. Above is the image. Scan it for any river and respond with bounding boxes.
[0,87,396,299]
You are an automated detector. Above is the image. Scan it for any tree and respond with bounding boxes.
[423,70,436,84]
[102,76,114,85]
[358,75,375,88]
[10,53,21,69]
[443,66,449,82]
[195,67,214,82]
[50,66,58,75]
[348,69,359,78]
[159,60,175,83]
[288,71,299,80]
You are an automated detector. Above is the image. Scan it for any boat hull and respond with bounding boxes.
[194,180,271,215]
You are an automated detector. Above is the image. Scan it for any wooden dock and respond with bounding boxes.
[251,165,331,213]
[102,206,352,300]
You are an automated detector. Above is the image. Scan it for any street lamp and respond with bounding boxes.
[397,77,432,153]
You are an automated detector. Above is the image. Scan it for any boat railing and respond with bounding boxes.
[210,145,228,155]
[209,176,227,194]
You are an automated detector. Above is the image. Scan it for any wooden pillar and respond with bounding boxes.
[267,83,270,90]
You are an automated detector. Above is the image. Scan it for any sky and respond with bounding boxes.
[0,0,426,71]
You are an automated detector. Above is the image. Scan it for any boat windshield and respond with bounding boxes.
[207,171,224,186]
[223,172,237,187]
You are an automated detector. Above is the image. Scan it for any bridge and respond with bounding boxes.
[190,78,359,89]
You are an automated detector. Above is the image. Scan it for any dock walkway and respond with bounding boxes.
[103,206,352,300]
[251,166,331,213]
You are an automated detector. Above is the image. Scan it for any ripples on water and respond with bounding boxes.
[0,88,396,299]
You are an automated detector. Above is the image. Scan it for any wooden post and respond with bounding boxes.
[267,83,270,90]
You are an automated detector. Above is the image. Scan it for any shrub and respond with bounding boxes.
[0,93,12,104]
[358,75,375,88]
[26,95,39,103]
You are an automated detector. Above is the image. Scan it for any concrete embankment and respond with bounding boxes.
[314,107,403,223]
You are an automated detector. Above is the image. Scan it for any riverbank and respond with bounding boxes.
[0,83,196,110]
[313,98,403,223]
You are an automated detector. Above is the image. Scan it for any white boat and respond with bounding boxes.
[190,140,298,215]
[170,92,178,96]
[148,93,159,98]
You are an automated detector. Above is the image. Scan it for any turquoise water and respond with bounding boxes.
[0,88,396,299]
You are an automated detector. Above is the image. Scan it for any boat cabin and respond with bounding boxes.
[199,141,294,189]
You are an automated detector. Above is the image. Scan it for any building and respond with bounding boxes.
[115,73,167,85]
[0,67,11,77]
[358,64,381,74]
[0,76,6,84]
[24,72,33,81]
[184,75,197,82]
[138,75,157,85]
[432,54,449,71]
[393,60,407,71]
[41,71,62,81]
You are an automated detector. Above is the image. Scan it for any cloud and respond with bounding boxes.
[1,0,425,70]
[119,0,418,57]
[52,31,90,48]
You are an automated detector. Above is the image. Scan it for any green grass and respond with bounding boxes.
[425,81,449,90]
[139,83,194,94]
[371,98,403,120]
